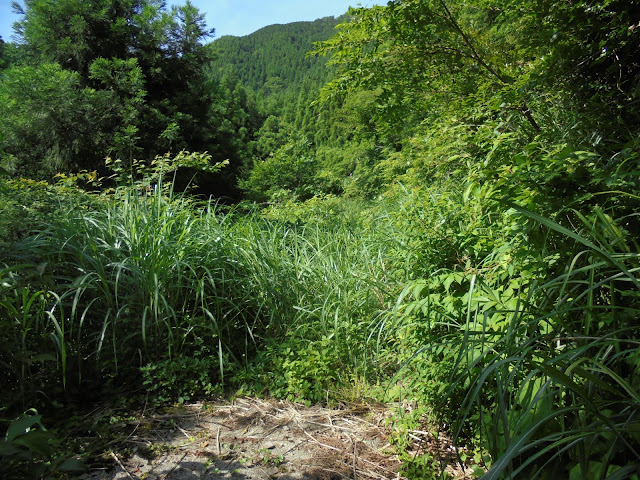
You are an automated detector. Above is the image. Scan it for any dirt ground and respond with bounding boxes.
[81,398,471,480]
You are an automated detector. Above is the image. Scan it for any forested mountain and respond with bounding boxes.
[207,15,348,192]
[241,0,640,205]
[207,16,341,100]
[0,10,348,199]
[205,15,391,201]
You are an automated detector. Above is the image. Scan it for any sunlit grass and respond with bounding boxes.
[389,203,640,477]
[1,181,408,405]
[2,175,639,478]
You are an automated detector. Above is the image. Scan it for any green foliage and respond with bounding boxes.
[13,0,213,79]
[308,0,640,206]
[400,452,439,479]
[388,203,640,478]
[36,182,234,386]
[104,150,228,190]
[207,16,340,99]
[0,174,102,251]
[254,115,289,158]
[141,355,223,405]
[209,14,393,200]
[0,266,51,412]
[1,154,229,406]
[0,37,9,70]
[1,0,258,192]
[532,0,640,132]
[0,167,410,411]
[0,63,103,177]
[88,57,147,161]
[250,336,341,404]
[203,71,262,198]
[0,409,83,479]
[314,1,540,139]
[303,15,640,477]
[1,3,640,479]
[240,136,322,202]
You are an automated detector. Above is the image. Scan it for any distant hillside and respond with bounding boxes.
[206,16,343,98]
[206,14,371,200]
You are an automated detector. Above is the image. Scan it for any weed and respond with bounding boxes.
[0,409,84,479]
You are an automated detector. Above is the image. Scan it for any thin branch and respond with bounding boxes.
[437,0,509,84]
[436,0,542,132]
[522,104,541,132]
[159,452,188,480]
[110,451,134,480]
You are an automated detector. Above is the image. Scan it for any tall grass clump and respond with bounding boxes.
[387,200,640,478]
[0,153,261,405]
[0,174,105,411]
[7,180,249,399]
[228,197,411,402]
[1,161,418,408]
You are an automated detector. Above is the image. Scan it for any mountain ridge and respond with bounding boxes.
[206,15,345,97]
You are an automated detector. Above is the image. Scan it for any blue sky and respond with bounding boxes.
[1,0,386,42]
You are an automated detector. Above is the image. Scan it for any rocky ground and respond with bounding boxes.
[81,398,470,480]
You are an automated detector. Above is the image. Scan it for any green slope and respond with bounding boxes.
[206,16,343,99]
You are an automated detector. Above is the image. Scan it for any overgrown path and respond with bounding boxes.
[81,398,466,480]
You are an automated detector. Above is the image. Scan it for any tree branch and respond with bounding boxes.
[437,0,509,84]
[437,0,541,132]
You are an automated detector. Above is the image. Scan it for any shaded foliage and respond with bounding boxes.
[1,0,259,196]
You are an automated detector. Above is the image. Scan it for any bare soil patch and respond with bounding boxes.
[82,398,470,479]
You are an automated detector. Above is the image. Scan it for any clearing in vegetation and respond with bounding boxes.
[81,398,432,480]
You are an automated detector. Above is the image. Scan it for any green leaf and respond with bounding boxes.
[506,203,640,289]
[31,354,57,363]
[0,440,22,457]
[13,430,53,458]
[57,457,85,472]
[6,413,44,443]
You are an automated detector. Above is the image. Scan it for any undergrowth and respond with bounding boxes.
[1,152,639,479]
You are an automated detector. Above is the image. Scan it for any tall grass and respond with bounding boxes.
[5,183,236,389]
[226,201,407,400]
[1,180,407,407]
[389,203,640,478]
[9,167,637,477]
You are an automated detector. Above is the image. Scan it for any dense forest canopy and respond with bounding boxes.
[1,0,638,201]
[0,0,262,198]
[208,17,341,95]
[1,1,640,479]
[311,0,640,203]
